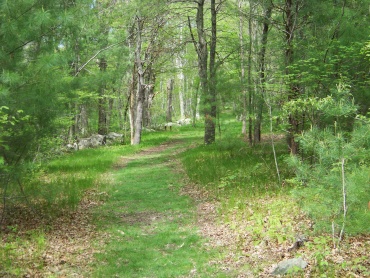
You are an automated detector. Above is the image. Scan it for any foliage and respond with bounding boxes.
[286,87,370,235]
[0,228,46,276]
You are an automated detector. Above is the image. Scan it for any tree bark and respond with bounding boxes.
[166,78,174,123]
[204,0,217,145]
[254,2,272,143]
[284,0,301,154]
[247,0,254,144]
[132,16,145,145]
[188,0,210,142]
[176,42,186,119]
[98,58,108,135]
[239,0,247,138]
[129,63,136,145]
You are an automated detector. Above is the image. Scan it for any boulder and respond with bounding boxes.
[106,132,123,144]
[106,132,123,140]
[66,143,78,150]
[90,134,106,146]
[165,122,178,130]
[271,257,308,275]
[177,118,191,125]
[78,134,105,150]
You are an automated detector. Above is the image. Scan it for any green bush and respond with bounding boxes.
[287,88,370,235]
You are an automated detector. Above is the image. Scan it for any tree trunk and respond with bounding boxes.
[188,0,209,140]
[144,84,155,127]
[247,0,254,144]
[176,56,186,119]
[132,16,145,145]
[205,0,217,145]
[143,70,155,127]
[166,78,174,123]
[284,0,300,154]
[79,104,88,136]
[98,58,108,135]
[129,64,136,145]
[254,2,272,143]
[239,0,247,138]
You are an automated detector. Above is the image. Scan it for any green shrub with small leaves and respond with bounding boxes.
[287,86,370,235]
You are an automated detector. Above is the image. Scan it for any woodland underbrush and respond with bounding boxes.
[181,134,370,277]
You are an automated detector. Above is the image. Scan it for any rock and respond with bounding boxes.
[106,132,123,144]
[66,143,78,150]
[271,257,308,275]
[77,138,92,150]
[288,235,307,252]
[177,118,191,125]
[67,132,124,150]
[90,134,106,146]
[78,134,105,150]
[165,122,179,130]
[106,132,123,140]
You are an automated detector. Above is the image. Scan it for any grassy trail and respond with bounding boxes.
[91,139,220,277]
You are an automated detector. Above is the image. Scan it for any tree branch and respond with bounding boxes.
[74,42,123,77]
[187,16,199,55]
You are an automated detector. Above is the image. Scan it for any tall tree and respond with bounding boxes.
[188,0,220,144]
[279,0,304,154]
[254,1,272,143]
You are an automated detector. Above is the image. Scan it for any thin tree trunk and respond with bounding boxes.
[143,71,155,127]
[205,0,217,145]
[129,59,137,144]
[188,0,209,141]
[176,55,186,119]
[239,0,247,137]
[247,0,254,144]
[284,0,300,154]
[98,58,108,135]
[132,16,145,145]
[79,104,88,136]
[254,2,272,143]
[166,78,174,123]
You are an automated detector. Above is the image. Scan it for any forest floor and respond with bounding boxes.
[1,136,370,277]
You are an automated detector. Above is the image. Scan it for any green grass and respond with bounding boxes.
[4,130,174,215]
[181,137,290,199]
[91,140,220,277]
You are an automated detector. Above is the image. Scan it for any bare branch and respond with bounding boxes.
[187,16,199,55]
[74,42,123,77]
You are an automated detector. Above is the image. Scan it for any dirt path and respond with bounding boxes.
[42,140,190,277]
[33,140,301,277]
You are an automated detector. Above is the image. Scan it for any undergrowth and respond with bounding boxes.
[181,136,289,198]
[181,129,370,276]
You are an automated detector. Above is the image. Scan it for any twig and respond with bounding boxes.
[269,105,281,183]
[74,42,123,77]
[338,158,347,243]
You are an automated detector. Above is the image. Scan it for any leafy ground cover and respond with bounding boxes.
[1,123,370,277]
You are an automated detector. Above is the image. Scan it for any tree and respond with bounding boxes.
[254,0,272,143]
[188,0,221,144]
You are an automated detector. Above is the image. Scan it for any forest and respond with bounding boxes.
[1,0,370,276]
